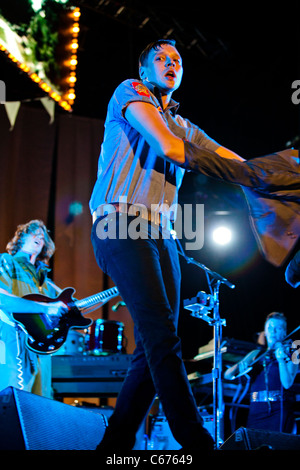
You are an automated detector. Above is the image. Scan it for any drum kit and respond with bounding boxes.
[54,319,126,356]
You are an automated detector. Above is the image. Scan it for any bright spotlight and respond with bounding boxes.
[212,226,232,245]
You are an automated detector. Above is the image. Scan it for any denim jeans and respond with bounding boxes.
[91,214,214,450]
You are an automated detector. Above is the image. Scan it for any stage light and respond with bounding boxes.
[73,8,81,19]
[67,91,76,100]
[40,83,51,92]
[71,40,78,47]
[212,226,232,246]
[72,23,80,34]
[19,63,31,73]
[70,57,78,66]
[69,201,83,217]
[30,73,41,83]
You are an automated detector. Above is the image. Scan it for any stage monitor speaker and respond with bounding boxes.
[220,427,300,450]
[0,386,107,450]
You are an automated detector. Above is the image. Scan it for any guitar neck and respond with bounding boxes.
[75,286,119,312]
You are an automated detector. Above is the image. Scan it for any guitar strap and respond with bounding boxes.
[16,327,24,390]
[46,279,63,295]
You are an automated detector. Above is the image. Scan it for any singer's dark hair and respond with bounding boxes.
[139,39,177,68]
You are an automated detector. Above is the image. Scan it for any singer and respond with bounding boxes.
[90,38,246,452]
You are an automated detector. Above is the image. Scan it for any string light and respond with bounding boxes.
[61,6,81,107]
[0,5,81,112]
[73,8,81,19]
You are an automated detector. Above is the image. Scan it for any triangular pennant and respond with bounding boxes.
[40,97,55,123]
[3,101,21,130]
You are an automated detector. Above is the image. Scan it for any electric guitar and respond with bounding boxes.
[12,286,120,354]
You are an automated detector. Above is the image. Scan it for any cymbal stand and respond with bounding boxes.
[176,239,235,449]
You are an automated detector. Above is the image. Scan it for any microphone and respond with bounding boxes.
[112,301,126,311]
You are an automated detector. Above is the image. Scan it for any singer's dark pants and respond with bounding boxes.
[91,214,214,451]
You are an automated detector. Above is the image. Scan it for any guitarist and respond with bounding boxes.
[0,220,67,398]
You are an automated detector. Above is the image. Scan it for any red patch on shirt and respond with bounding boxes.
[131,81,150,97]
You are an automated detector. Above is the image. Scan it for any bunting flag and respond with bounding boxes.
[40,97,56,124]
[3,101,20,130]
[2,97,56,130]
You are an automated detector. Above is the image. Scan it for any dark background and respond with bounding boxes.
[0,1,299,359]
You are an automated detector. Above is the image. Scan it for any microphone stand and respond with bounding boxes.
[176,238,235,449]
